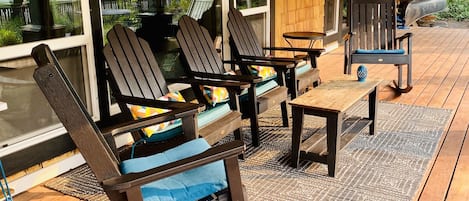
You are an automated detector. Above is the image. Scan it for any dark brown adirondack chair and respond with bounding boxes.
[344,0,413,93]
[103,24,249,151]
[227,8,324,99]
[176,15,289,147]
[32,44,246,201]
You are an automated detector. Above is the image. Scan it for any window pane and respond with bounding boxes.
[245,14,265,46]
[0,0,83,47]
[236,0,267,9]
[0,46,87,146]
[101,0,222,79]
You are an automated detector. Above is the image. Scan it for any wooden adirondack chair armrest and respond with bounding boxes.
[396,32,413,51]
[238,54,299,63]
[263,47,324,56]
[181,72,262,85]
[118,96,204,111]
[396,32,413,41]
[343,32,353,41]
[102,140,245,191]
[99,106,202,136]
[168,76,253,92]
[236,58,296,72]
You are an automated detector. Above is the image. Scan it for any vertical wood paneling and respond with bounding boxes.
[274,0,325,57]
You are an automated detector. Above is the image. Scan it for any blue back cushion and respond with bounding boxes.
[355,49,405,54]
[120,138,228,201]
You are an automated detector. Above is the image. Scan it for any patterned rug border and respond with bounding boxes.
[44,101,453,201]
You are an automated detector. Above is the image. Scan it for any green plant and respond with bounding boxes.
[166,0,191,21]
[0,29,21,46]
[436,0,469,21]
[0,17,23,46]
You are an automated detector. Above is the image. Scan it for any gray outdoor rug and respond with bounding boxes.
[44,101,453,201]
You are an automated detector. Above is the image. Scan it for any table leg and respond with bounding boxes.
[326,112,342,177]
[284,38,296,57]
[291,106,304,168]
[369,86,378,135]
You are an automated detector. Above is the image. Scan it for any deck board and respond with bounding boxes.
[320,27,469,201]
[14,26,469,201]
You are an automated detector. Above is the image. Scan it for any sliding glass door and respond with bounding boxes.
[0,0,96,155]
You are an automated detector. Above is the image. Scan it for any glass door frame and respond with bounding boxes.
[0,0,98,157]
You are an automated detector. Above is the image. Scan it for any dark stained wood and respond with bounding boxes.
[344,0,413,93]
[104,24,246,146]
[289,78,380,177]
[228,8,323,99]
[301,118,372,153]
[14,26,469,201]
[31,44,246,201]
[176,15,289,147]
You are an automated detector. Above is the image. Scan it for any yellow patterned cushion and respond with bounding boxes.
[128,91,186,138]
[250,65,277,81]
[201,85,230,106]
[200,71,237,106]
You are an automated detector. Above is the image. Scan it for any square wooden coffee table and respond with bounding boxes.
[289,77,381,177]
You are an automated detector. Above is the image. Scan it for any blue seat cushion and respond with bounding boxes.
[120,138,228,201]
[239,79,279,102]
[286,63,312,79]
[355,49,405,54]
[295,63,312,75]
[144,103,231,142]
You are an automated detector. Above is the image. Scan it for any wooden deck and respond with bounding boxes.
[15,26,469,200]
[320,26,469,201]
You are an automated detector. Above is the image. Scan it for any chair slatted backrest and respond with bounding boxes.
[104,24,169,101]
[227,8,264,57]
[176,15,225,75]
[349,0,397,51]
[32,44,121,182]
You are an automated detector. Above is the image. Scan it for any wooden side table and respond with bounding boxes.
[289,78,381,177]
[282,31,325,68]
[283,31,326,48]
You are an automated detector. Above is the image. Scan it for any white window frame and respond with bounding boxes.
[236,3,270,47]
[0,0,98,156]
[221,1,270,61]
[325,0,341,36]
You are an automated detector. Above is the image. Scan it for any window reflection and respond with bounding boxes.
[236,0,267,9]
[0,0,83,47]
[245,14,266,47]
[0,47,86,145]
[101,0,222,79]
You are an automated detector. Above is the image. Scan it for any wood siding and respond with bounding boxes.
[273,0,324,57]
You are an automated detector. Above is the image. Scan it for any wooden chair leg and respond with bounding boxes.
[234,129,246,159]
[289,69,298,99]
[281,101,289,127]
[248,87,260,147]
[224,156,245,201]
[392,64,413,94]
